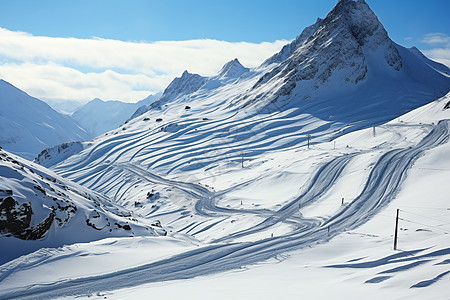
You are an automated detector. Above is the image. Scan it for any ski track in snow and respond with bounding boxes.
[1,119,448,300]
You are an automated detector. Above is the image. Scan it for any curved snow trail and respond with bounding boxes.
[2,120,448,300]
[214,153,356,242]
[118,163,274,218]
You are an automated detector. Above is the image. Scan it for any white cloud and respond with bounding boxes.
[420,33,450,68]
[421,33,450,46]
[0,27,287,103]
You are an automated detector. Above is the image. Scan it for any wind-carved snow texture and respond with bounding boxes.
[1,0,450,298]
[2,119,449,299]
[326,247,450,288]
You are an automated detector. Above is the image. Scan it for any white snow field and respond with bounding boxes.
[0,80,91,160]
[1,0,450,299]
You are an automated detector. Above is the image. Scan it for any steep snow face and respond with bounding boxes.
[262,17,324,66]
[215,58,250,80]
[236,0,449,126]
[0,148,164,264]
[130,59,251,121]
[129,71,206,120]
[0,80,91,160]
[248,0,402,104]
[157,71,207,106]
[72,94,160,137]
[408,46,450,76]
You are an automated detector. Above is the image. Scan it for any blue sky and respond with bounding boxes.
[1,0,448,45]
[0,0,448,105]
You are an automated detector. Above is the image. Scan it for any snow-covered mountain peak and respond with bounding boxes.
[326,0,393,48]
[216,58,249,79]
[162,70,206,100]
[246,0,406,110]
[129,70,206,119]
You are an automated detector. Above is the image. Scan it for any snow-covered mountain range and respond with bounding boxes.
[1,0,450,299]
[72,93,160,137]
[0,80,91,160]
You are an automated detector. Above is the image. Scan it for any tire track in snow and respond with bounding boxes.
[2,120,448,300]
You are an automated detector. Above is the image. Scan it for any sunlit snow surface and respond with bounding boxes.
[1,1,450,298]
[1,91,449,299]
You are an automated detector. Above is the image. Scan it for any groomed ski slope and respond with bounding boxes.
[1,94,448,299]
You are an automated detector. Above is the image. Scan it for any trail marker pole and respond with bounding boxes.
[373,126,376,137]
[393,209,399,250]
[307,134,311,149]
[341,197,344,206]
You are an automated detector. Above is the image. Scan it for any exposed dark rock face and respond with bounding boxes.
[0,196,55,240]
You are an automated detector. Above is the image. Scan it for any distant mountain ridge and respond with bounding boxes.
[129,59,250,120]
[72,93,160,137]
[0,79,91,160]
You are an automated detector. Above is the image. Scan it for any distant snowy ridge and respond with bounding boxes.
[72,93,160,137]
[0,80,91,160]
[129,59,250,120]
[215,58,249,80]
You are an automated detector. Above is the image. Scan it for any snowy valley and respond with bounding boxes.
[0,0,449,299]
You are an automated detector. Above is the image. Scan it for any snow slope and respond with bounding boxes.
[0,0,449,298]
[0,80,91,160]
[1,92,448,300]
[0,148,166,265]
[72,93,160,137]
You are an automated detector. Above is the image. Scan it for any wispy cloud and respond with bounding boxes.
[421,33,450,67]
[0,27,287,103]
[421,33,450,45]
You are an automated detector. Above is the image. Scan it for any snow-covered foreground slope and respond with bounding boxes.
[0,80,91,160]
[72,94,160,137]
[0,92,449,300]
[0,149,166,265]
[1,0,450,298]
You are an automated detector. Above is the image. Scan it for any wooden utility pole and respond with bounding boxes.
[393,209,399,250]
